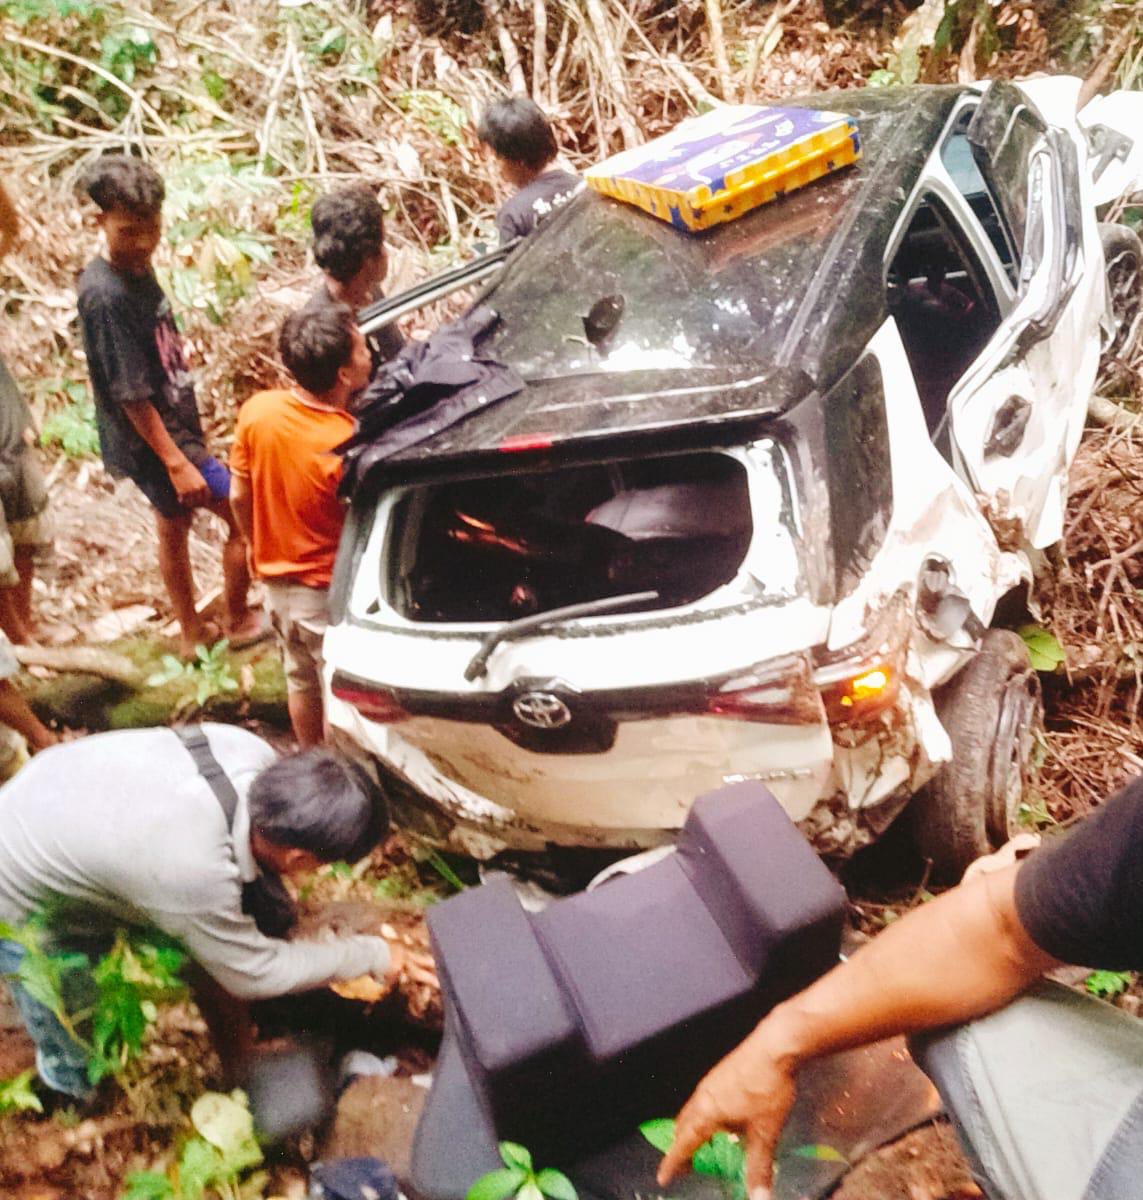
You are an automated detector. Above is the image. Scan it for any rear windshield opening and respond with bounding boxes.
[387,452,753,623]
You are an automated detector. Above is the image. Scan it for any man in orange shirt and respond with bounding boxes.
[230,303,372,745]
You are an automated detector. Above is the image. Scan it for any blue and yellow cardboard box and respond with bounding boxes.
[584,104,861,233]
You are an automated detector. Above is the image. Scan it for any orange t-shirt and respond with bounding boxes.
[230,389,355,588]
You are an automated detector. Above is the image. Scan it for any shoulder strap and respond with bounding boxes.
[173,725,239,829]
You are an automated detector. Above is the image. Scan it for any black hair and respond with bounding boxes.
[311,185,385,283]
[248,748,389,863]
[79,154,164,217]
[278,301,357,394]
[477,97,558,170]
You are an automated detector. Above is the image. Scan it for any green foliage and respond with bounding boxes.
[146,640,240,708]
[40,394,100,458]
[0,916,186,1088]
[88,932,186,1084]
[395,89,468,146]
[121,1089,264,1200]
[278,1,378,84]
[425,849,468,892]
[467,1143,577,1200]
[1085,969,1132,999]
[1019,625,1066,673]
[0,1068,43,1114]
[159,159,277,324]
[639,1119,847,1196]
[99,23,156,86]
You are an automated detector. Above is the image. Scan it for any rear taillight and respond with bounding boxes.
[707,656,824,725]
[811,594,909,727]
[813,663,900,725]
[330,673,408,724]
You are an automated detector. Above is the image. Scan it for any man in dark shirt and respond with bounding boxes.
[76,155,265,659]
[660,775,1143,1200]
[477,97,580,245]
[308,184,403,375]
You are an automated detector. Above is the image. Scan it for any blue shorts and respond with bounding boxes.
[130,454,230,519]
[0,938,94,1098]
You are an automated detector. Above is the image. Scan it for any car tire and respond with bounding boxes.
[909,630,1042,883]
[1100,223,1143,365]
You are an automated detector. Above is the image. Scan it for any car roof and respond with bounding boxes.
[371,84,967,486]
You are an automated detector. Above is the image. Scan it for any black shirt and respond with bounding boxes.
[1015,776,1143,971]
[496,170,580,245]
[77,257,206,477]
[306,283,404,379]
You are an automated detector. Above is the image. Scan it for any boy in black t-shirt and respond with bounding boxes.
[76,155,265,658]
[308,184,403,375]
[477,97,580,245]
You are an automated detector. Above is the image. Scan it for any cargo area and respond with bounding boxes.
[383,451,755,623]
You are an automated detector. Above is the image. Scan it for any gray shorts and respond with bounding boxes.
[264,580,329,696]
[912,980,1143,1200]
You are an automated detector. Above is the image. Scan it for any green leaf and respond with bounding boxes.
[177,1136,220,1200]
[500,1142,533,1172]
[1018,625,1065,673]
[122,1171,176,1200]
[1085,970,1132,999]
[790,1143,849,1164]
[517,1182,544,1200]
[693,1132,744,1182]
[867,68,897,87]
[638,1118,676,1154]
[191,1091,260,1162]
[535,1168,577,1200]
[201,69,225,101]
[0,1068,43,1114]
[466,1167,527,1200]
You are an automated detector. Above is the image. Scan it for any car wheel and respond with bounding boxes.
[1100,223,1143,365]
[909,630,1042,883]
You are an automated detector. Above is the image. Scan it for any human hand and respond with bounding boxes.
[169,459,210,507]
[384,939,438,991]
[657,1025,798,1200]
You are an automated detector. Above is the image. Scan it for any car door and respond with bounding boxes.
[945,82,1091,548]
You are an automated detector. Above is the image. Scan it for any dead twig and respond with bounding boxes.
[582,0,640,149]
[487,0,528,95]
[704,0,735,102]
[532,0,548,104]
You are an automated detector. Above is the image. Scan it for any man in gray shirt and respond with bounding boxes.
[0,723,413,1095]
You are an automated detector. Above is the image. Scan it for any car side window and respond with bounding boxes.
[940,109,1015,283]
[886,193,1003,450]
[825,356,892,598]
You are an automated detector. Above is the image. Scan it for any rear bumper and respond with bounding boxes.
[325,676,950,859]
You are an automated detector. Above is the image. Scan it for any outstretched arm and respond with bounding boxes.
[659,864,1057,1198]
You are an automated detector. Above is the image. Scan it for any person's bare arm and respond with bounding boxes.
[0,680,56,752]
[659,864,1058,1198]
[121,400,209,506]
[228,471,254,544]
[0,183,19,260]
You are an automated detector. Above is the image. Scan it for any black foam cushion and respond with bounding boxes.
[416,781,846,1191]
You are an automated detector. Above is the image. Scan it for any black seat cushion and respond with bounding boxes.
[414,781,845,1189]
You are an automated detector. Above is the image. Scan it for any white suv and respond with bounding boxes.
[325,77,1143,879]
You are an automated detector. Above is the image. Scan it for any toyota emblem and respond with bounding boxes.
[512,692,572,730]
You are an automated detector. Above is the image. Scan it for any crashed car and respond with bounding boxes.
[324,77,1143,879]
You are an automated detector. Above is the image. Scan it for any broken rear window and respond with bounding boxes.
[382,449,800,624]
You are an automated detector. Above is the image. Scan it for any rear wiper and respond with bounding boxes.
[464,591,659,682]
[358,239,522,337]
